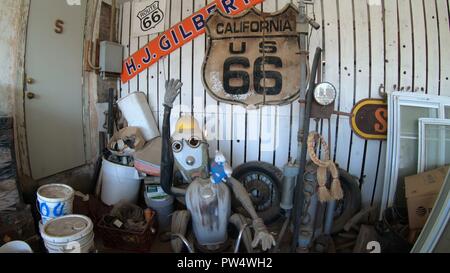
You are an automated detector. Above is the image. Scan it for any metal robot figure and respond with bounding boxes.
[160,79,276,253]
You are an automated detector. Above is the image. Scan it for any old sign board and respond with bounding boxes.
[202,4,301,108]
[132,0,166,37]
[351,99,387,140]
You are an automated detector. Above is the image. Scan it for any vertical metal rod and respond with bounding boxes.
[271,214,291,253]
[297,0,309,163]
[234,223,251,253]
[107,88,114,138]
[291,47,322,252]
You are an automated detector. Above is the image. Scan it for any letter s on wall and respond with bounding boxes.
[374,107,388,133]
[55,19,64,34]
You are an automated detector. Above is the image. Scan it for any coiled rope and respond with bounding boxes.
[307,132,343,202]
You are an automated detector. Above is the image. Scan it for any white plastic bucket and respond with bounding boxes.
[0,241,33,253]
[41,214,94,253]
[101,158,142,206]
[148,195,174,231]
[117,92,160,141]
[37,184,74,224]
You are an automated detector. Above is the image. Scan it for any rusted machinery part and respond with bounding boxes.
[271,215,290,253]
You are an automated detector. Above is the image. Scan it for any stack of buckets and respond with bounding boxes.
[37,184,94,253]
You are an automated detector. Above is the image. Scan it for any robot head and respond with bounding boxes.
[171,115,209,181]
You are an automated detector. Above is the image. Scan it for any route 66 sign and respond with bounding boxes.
[202,4,301,108]
[132,0,165,37]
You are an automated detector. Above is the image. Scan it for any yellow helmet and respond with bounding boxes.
[172,115,203,141]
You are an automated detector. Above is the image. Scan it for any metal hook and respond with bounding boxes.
[234,223,251,253]
[170,233,195,253]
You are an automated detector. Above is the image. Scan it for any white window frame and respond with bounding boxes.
[417,118,450,173]
[380,92,450,218]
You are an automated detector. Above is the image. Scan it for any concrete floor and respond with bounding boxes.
[29,192,297,253]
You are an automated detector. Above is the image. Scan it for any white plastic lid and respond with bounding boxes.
[41,215,93,244]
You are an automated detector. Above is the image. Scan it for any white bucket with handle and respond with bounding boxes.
[37,184,74,224]
[41,214,94,253]
[117,91,160,141]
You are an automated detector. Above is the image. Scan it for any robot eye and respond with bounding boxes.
[172,141,183,153]
[188,137,200,148]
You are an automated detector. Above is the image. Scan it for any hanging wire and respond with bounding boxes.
[87,0,101,70]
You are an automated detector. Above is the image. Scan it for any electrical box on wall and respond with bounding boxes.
[99,41,123,79]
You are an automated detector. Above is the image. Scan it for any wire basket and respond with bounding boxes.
[97,209,157,252]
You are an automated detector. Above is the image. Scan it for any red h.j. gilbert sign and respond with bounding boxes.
[121,0,264,84]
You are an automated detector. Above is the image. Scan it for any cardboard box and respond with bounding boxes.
[405,165,450,229]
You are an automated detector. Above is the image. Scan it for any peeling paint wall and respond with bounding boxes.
[0,0,27,117]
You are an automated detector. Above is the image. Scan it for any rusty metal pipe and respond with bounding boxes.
[291,47,322,252]
[271,216,290,253]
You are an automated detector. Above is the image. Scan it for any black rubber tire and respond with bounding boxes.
[331,169,362,234]
[231,161,283,224]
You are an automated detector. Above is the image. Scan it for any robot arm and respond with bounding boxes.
[160,79,185,196]
[228,177,276,251]
[228,177,259,219]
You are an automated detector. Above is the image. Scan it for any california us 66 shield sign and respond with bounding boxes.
[202,4,301,108]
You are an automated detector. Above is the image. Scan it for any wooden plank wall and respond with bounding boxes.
[118,0,450,209]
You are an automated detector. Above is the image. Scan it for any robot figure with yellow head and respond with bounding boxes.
[160,79,276,253]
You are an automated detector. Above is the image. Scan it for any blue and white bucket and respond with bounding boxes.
[41,214,94,253]
[37,184,74,224]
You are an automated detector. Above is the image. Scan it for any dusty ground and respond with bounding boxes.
[94,215,293,253]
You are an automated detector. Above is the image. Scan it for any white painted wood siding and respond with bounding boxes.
[119,0,450,208]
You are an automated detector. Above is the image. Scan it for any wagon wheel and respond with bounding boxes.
[231,161,283,224]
